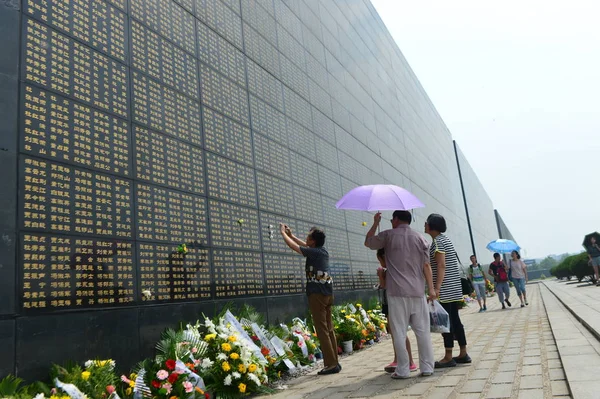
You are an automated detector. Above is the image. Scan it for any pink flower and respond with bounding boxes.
[106,385,115,394]
[298,341,303,347]
[191,347,198,354]
[194,359,201,366]
[183,381,194,393]
[162,382,172,394]
[156,370,169,380]
[121,375,131,384]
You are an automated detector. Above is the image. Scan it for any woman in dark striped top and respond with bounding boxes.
[425,214,471,368]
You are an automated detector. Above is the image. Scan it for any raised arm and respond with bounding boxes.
[364,213,383,248]
[285,225,307,246]
[280,223,302,254]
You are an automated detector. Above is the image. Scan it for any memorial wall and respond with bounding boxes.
[0,0,504,378]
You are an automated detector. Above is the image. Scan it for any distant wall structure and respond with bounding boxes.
[0,0,512,379]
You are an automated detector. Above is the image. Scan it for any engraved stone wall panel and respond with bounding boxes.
[130,0,196,55]
[243,23,280,78]
[208,200,260,250]
[324,228,350,260]
[21,233,135,311]
[348,232,371,262]
[321,197,346,231]
[264,253,304,295]
[286,117,315,160]
[203,107,254,166]
[308,78,332,117]
[131,20,199,100]
[133,125,205,195]
[318,165,342,200]
[138,243,211,302]
[246,59,284,111]
[249,94,287,145]
[24,0,128,62]
[259,212,297,253]
[274,1,303,41]
[213,250,264,298]
[22,17,129,119]
[200,65,250,126]
[293,186,322,224]
[253,133,291,181]
[283,86,313,131]
[131,71,202,146]
[289,151,318,190]
[352,261,377,290]
[306,52,329,93]
[280,55,309,100]
[135,183,208,244]
[330,261,352,291]
[197,21,247,87]
[21,85,131,177]
[206,152,257,208]
[315,136,339,173]
[256,172,295,216]
[276,27,306,72]
[241,0,278,46]
[195,0,244,49]
[20,157,133,238]
[311,108,336,145]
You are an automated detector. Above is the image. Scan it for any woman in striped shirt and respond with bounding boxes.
[425,214,471,368]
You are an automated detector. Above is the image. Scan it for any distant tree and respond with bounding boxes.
[539,256,558,270]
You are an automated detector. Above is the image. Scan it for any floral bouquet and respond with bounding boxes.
[486,280,495,295]
[134,357,208,399]
[335,314,363,344]
[367,309,387,334]
[47,359,119,399]
[200,316,270,398]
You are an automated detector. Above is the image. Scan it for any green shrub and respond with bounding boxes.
[571,253,594,281]
[539,273,546,280]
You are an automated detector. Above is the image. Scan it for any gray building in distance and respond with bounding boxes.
[0,0,512,378]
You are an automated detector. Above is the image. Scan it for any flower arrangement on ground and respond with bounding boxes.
[48,359,119,399]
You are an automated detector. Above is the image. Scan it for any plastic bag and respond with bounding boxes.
[429,301,450,334]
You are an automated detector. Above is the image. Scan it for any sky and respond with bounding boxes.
[370,0,600,259]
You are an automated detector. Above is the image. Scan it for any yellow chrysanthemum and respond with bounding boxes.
[222,343,232,352]
[222,361,231,372]
[130,373,137,380]
[230,352,240,360]
[125,388,132,396]
[238,363,246,373]
[238,383,246,393]
[228,335,237,342]
[204,334,217,341]
[129,380,135,388]
[81,371,91,381]
[248,364,257,373]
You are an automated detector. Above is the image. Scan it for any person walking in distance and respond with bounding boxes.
[376,248,417,373]
[469,255,489,312]
[586,236,600,286]
[425,214,471,368]
[280,224,340,375]
[365,211,437,378]
[509,251,529,307]
[489,253,511,309]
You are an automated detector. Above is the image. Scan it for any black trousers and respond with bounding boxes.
[440,301,467,349]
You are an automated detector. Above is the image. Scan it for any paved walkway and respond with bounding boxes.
[267,284,573,399]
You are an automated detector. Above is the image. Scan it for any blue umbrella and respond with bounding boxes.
[486,239,520,253]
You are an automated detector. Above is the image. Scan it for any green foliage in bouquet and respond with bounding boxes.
[49,359,118,399]
[0,375,51,399]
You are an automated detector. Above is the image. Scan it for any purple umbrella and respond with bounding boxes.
[335,184,425,211]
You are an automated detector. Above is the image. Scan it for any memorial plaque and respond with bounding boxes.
[348,232,371,262]
[280,56,309,101]
[200,65,250,126]
[21,157,133,238]
[292,186,322,224]
[308,79,332,116]
[315,137,339,173]
[241,0,277,46]
[243,23,280,78]
[306,52,329,93]
[131,71,202,146]
[203,107,253,166]
[136,184,208,244]
[283,86,313,131]
[318,166,342,200]
[253,134,291,181]
[24,0,128,62]
[22,17,129,119]
[287,118,316,161]
[213,250,263,298]
[259,212,296,253]
[21,233,135,311]
[312,107,336,145]
[138,243,210,302]
[352,262,377,290]
[130,20,199,100]
[249,94,287,145]
[246,59,284,112]
[21,84,131,177]
[289,152,318,190]
[208,200,260,250]
[256,172,295,217]
[276,27,306,72]
[197,22,246,87]
[330,261,352,291]
[173,0,195,13]
[321,198,347,231]
[275,3,302,40]
[337,152,359,182]
[133,125,205,195]
[130,0,196,55]
[263,253,304,295]
[195,0,243,50]
[206,152,257,208]
[325,228,350,260]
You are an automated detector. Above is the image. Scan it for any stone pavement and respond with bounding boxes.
[266,284,574,399]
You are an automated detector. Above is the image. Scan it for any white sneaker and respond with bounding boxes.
[420,371,433,377]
